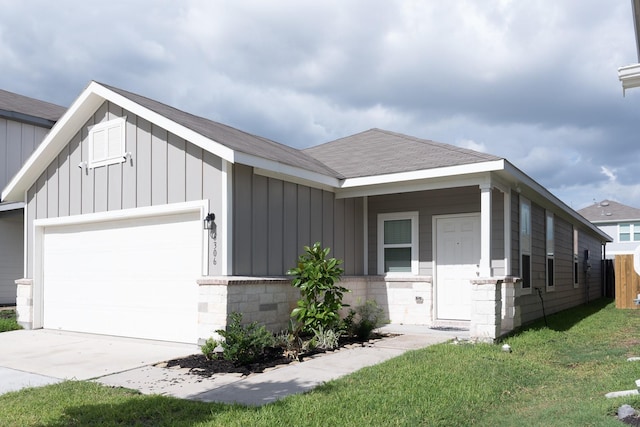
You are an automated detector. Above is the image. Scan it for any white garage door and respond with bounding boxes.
[42,211,202,343]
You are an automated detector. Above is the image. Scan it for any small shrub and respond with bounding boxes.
[215,312,275,366]
[0,310,21,333]
[312,326,342,350]
[200,337,219,361]
[287,242,348,335]
[346,300,386,340]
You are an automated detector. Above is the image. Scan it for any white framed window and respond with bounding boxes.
[546,211,554,291]
[573,227,579,288]
[619,223,640,242]
[88,117,126,168]
[377,212,419,275]
[520,197,532,294]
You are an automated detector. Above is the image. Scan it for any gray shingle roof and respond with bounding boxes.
[103,83,341,178]
[0,88,66,124]
[303,129,502,179]
[578,199,640,222]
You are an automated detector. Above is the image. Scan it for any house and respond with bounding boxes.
[618,0,640,92]
[578,200,640,258]
[0,89,65,305]
[1,81,610,344]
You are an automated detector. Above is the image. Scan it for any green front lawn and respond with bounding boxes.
[1,299,639,426]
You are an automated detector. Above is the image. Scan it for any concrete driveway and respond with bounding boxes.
[0,329,199,395]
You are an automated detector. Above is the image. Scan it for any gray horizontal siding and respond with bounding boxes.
[517,198,605,325]
[232,164,363,276]
[25,101,223,277]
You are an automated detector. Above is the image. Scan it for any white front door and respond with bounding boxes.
[435,214,481,321]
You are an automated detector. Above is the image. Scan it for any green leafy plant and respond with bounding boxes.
[345,299,387,340]
[200,337,219,361]
[287,242,348,335]
[215,312,275,365]
[0,310,21,333]
[312,325,342,350]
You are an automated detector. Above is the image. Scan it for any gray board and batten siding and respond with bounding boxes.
[25,101,224,276]
[0,119,50,199]
[23,100,365,279]
[232,163,364,276]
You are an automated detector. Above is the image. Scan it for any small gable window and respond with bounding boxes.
[88,117,126,168]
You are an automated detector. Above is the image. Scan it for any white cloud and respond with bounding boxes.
[0,0,639,212]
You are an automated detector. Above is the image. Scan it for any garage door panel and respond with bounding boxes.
[42,211,202,343]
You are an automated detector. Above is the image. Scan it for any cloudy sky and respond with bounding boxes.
[1,0,639,210]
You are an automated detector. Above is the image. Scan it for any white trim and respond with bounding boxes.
[503,190,511,276]
[23,190,28,279]
[341,160,505,189]
[90,83,237,164]
[377,211,419,276]
[545,210,555,292]
[479,183,492,277]
[363,196,368,275]
[618,63,640,93]
[0,202,24,212]
[519,196,532,295]
[335,174,489,199]
[222,160,232,275]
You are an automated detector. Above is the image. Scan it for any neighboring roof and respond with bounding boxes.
[0,88,66,126]
[304,129,501,179]
[578,200,640,223]
[103,84,340,179]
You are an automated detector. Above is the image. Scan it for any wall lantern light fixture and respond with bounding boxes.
[204,213,216,230]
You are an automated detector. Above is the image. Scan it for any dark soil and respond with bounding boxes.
[622,415,640,426]
[164,346,293,377]
[163,333,390,378]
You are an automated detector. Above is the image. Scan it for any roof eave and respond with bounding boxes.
[2,81,242,202]
[618,63,640,94]
[502,161,613,242]
[339,159,506,189]
[2,84,103,202]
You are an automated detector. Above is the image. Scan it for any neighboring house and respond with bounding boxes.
[578,200,640,258]
[1,81,610,344]
[619,0,640,92]
[0,89,65,305]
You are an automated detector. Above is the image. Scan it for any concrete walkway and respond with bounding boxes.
[97,325,468,406]
[0,326,468,406]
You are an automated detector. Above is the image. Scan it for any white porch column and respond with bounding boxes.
[479,183,492,277]
[503,189,511,276]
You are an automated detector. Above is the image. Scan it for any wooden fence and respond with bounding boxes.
[615,254,640,309]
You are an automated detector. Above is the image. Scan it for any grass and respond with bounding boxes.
[0,309,21,332]
[1,298,640,426]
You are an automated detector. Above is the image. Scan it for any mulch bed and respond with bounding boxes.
[163,333,390,377]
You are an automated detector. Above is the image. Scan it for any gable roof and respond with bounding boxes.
[304,128,501,179]
[578,199,640,223]
[103,84,340,179]
[2,81,342,202]
[0,88,66,126]
[0,81,613,242]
